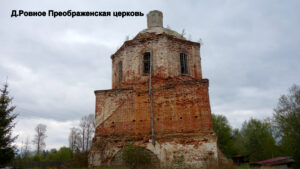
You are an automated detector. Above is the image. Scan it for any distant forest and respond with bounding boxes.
[212,84,300,168]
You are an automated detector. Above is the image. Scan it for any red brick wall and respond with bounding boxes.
[95,78,212,138]
[94,33,212,139]
[111,35,202,89]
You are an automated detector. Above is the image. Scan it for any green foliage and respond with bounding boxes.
[121,143,151,169]
[45,148,57,161]
[239,118,277,162]
[32,154,41,161]
[212,114,237,158]
[213,113,281,163]
[58,147,73,161]
[237,164,251,169]
[274,84,300,167]
[0,82,18,166]
[45,147,73,161]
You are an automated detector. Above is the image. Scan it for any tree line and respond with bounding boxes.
[213,84,300,168]
[1,81,299,168]
[0,81,95,167]
[15,114,95,167]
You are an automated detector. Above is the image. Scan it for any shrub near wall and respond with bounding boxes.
[121,144,151,169]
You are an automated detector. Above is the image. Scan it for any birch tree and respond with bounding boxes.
[69,127,81,152]
[79,114,95,152]
[32,124,47,155]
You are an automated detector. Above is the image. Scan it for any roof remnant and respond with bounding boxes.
[250,157,294,166]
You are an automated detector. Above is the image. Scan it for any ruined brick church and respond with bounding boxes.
[89,10,218,168]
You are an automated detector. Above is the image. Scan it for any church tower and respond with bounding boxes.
[89,10,218,168]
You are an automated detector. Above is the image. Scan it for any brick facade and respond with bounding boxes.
[89,10,218,168]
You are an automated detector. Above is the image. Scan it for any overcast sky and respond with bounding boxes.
[1,0,299,150]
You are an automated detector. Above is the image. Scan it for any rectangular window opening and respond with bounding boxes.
[180,53,188,75]
[143,52,151,74]
[118,61,122,84]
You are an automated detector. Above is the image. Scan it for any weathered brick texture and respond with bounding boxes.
[111,35,202,89]
[95,79,212,137]
[89,10,218,168]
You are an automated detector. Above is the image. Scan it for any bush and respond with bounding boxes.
[121,144,151,169]
[69,151,88,168]
[32,155,41,161]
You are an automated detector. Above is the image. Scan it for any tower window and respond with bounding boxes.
[143,52,151,74]
[118,61,122,83]
[180,52,189,75]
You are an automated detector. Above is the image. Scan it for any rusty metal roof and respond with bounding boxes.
[251,157,294,166]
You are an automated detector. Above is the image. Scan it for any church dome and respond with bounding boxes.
[134,27,186,40]
[133,10,185,40]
